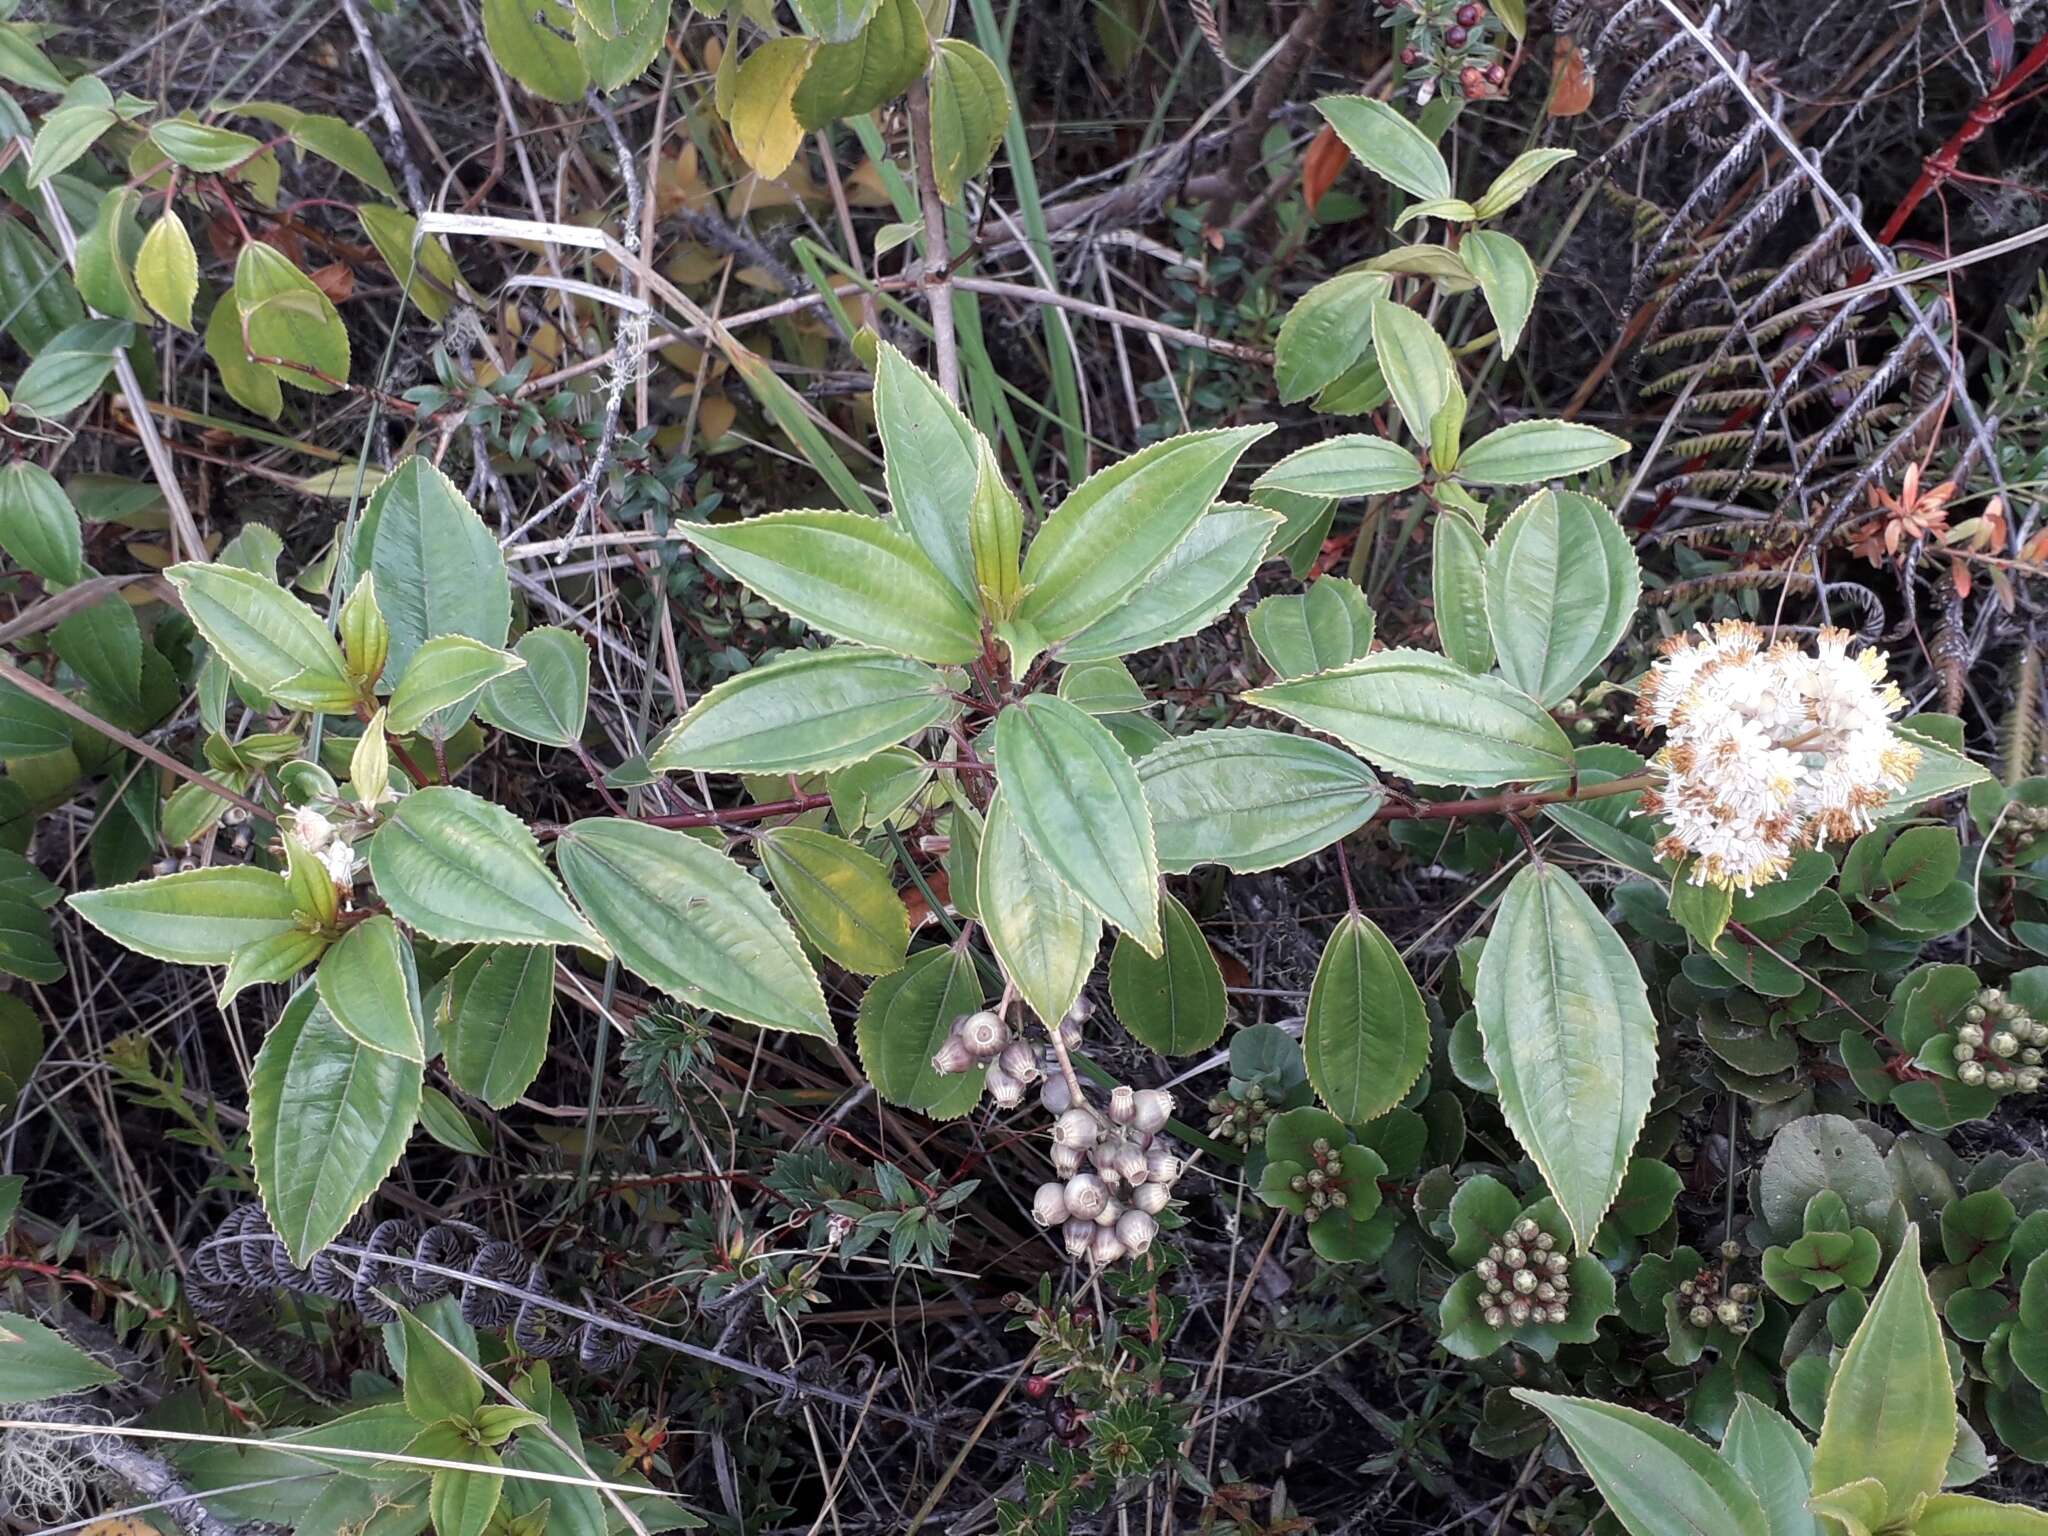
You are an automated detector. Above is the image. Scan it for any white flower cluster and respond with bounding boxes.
[289,806,360,893]
[1636,622,1921,892]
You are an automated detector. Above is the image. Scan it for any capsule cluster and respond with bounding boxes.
[2004,802,2048,856]
[1677,1271,1757,1336]
[1953,989,2046,1094]
[1475,1217,1570,1330]
[1205,1083,1273,1148]
[930,1008,1046,1108]
[1286,1137,1356,1225]
[1032,1083,1180,1267]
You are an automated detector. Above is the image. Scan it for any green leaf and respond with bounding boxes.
[442,944,554,1109]
[402,1306,483,1423]
[1460,229,1538,357]
[926,39,1009,204]
[573,0,665,92]
[0,461,84,587]
[0,24,67,91]
[1477,862,1658,1250]
[978,787,1100,1028]
[479,626,590,748]
[204,284,282,419]
[1137,728,1383,873]
[757,825,910,976]
[1513,1391,1768,1536]
[358,203,463,323]
[28,102,116,188]
[150,119,262,171]
[1274,270,1390,404]
[790,0,881,41]
[1018,425,1270,644]
[728,37,812,177]
[1059,503,1281,663]
[1371,298,1455,449]
[1454,419,1630,486]
[993,694,1162,952]
[315,914,426,1064]
[1303,912,1427,1124]
[1811,1226,1954,1525]
[1247,649,1575,787]
[1431,511,1493,672]
[287,114,398,196]
[358,456,513,684]
[52,595,142,723]
[0,218,84,357]
[235,242,350,394]
[386,635,524,735]
[75,187,145,324]
[369,787,607,953]
[1885,723,1991,814]
[0,1311,121,1402]
[429,1456,503,1536]
[872,338,979,607]
[1252,433,1423,499]
[1484,489,1640,707]
[134,208,198,330]
[555,818,830,1037]
[1248,576,1374,679]
[650,647,949,775]
[166,560,356,712]
[68,865,299,964]
[792,0,928,127]
[1918,1494,2048,1535]
[1720,1395,1820,1536]
[12,316,130,417]
[681,510,982,664]
[855,943,987,1117]
[1472,148,1576,221]
[1109,893,1225,1056]
[1314,94,1451,201]
[481,0,590,103]
[1057,659,1147,715]
[250,983,423,1266]
[217,928,328,1009]
[1393,196,1478,228]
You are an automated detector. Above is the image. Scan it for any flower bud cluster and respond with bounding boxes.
[1677,1257,1756,1336]
[2005,802,2048,856]
[288,805,359,893]
[1953,989,2047,1095]
[1205,1083,1273,1147]
[1475,1217,1570,1329]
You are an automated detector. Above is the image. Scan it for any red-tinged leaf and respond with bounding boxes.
[1547,37,1595,117]
[308,262,354,303]
[1987,0,2015,81]
[1303,123,1350,212]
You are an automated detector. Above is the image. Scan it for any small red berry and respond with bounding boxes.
[1446,24,1469,45]
[1486,62,1506,84]
[1456,3,1483,24]
[1401,45,1421,65]
[1460,65,1485,93]
[1025,1375,1054,1400]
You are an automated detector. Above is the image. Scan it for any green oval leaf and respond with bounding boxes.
[1274,271,1390,405]
[1247,649,1574,788]
[555,818,829,1037]
[1019,425,1272,644]
[926,39,1009,204]
[1453,419,1630,486]
[250,983,423,1266]
[1484,489,1640,708]
[68,865,300,964]
[1460,229,1538,358]
[979,787,1100,1028]
[681,509,982,664]
[442,943,555,1109]
[1431,512,1493,673]
[1059,503,1281,663]
[1513,1391,1767,1536]
[481,0,590,103]
[1477,863,1658,1250]
[234,242,350,395]
[1251,434,1424,500]
[1304,913,1428,1124]
[369,787,606,953]
[479,626,590,748]
[0,1311,122,1403]
[1371,297,1455,449]
[871,339,979,606]
[855,943,986,1117]
[150,119,263,171]
[357,456,513,683]
[315,914,426,1064]
[1314,94,1451,202]
[1109,893,1225,1056]
[650,648,950,775]
[386,635,523,736]
[758,825,910,976]
[1248,575,1375,680]
[993,694,1161,952]
[1721,1395,1820,1536]
[0,462,84,588]
[135,209,198,331]
[792,0,930,128]
[1138,727,1382,873]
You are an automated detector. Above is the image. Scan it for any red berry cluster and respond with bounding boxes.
[1377,0,1507,104]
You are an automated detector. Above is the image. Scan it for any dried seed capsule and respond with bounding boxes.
[1089,1140,1120,1173]
[1115,1209,1157,1256]
[1095,1197,1124,1228]
[1144,1146,1181,1186]
[1090,1225,1126,1267]
[998,1041,1040,1083]
[1039,1075,1074,1114]
[1063,1172,1110,1220]
[985,1064,1024,1109]
[1134,1180,1171,1214]
[1108,1085,1138,1125]
[1053,1109,1102,1149]
[1113,1142,1150,1185]
[1032,1183,1069,1227]
[1063,1219,1094,1259]
[959,1011,1010,1060]
[1050,1141,1084,1178]
[930,1034,974,1076]
[1132,1089,1174,1135]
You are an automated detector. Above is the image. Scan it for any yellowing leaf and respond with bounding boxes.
[728,37,814,180]
[135,210,198,331]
